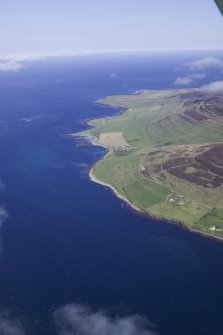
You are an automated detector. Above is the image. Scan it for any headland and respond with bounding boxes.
[71,89,223,239]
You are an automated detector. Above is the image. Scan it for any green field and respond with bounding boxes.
[123,179,170,210]
[72,88,223,239]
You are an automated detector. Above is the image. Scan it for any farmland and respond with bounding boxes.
[72,88,223,238]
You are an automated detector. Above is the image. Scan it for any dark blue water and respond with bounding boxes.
[0,51,223,335]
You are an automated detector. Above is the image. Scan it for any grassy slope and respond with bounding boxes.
[73,89,223,238]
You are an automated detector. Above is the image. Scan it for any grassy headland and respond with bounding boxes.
[71,89,223,239]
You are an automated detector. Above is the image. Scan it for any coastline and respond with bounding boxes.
[89,167,142,214]
[89,163,223,243]
[87,126,143,214]
[72,93,223,243]
[87,135,223,242]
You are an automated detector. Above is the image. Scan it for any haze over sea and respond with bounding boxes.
[0,51,223,335]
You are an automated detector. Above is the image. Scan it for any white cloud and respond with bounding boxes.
[0,61,23,72]
[0,53,59,63]
[54,304,158,335]
[174,73,206,86]
[0,311,26,335]
[0,52,90,72]
[174,76,193,85]
[202,80,223,92]
[8,55,50,62]
[0,54,55,72]
[185,56,223,70]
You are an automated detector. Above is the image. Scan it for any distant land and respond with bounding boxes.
[72,89,223,239]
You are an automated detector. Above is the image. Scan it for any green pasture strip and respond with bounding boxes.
[123,179,170,210]
[148,201,210,226]
[93,154,141,194]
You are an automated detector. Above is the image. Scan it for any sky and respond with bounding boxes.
[0,0,223,56]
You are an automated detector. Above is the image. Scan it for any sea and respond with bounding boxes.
[0,51,223,335]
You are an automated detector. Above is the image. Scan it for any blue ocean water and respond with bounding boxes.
[0,51,223,335]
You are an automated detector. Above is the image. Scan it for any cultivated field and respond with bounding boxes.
[98,132,129,148]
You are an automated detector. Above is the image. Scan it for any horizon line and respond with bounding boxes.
[1,48,223,59]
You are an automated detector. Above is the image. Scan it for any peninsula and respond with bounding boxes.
[72,89,223,239]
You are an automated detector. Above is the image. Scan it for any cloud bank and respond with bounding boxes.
[174,55,223,86]
[0,304,159,335]
[174,76,193,85]
[0,311,25,335]
[0,61,23,72]
[54,304,158,335]
[202,80,223,92]
[185,56,223,71]
[0,52,93,72]
[174,73,206,86]
[0,54,53,72]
